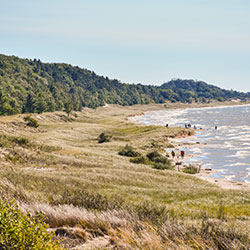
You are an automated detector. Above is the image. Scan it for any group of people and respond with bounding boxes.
[184,123,218,130]
[166,123,217,130]
[185,124,192,129]
[171,150,185,159]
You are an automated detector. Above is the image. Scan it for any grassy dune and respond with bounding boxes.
[0,104,249,249]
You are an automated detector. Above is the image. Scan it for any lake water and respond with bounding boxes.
[132,104,250,183]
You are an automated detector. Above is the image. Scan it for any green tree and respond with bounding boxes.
[64,99,73,117]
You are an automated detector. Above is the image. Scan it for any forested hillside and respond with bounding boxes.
[0,54,249,115]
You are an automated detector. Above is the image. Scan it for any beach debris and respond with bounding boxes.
[205,168,212,171]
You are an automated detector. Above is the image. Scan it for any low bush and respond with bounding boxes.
[119,144,141,157]
[0,199,61,249]
[146,150,161,161]
[147,151,171,164]
[152,156,169,164]
[98,133,112,143]
[24,116,39,128]
[183,164,199,174]
[130,156,148,164]
[153,163,173,170]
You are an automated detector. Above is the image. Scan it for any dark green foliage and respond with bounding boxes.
[129,156,148,164]
[153,163,173,170]
[183,164,199,174]
[160,79,249,103]
[24,115,39,128]
[98,133,112,143]
[146,151,172,170]
[146,151,162,161]
[0,199,61,249]
[64,99,73,116]
[0,54,249,116]
[129,150,172,170]
[118,144,141,157]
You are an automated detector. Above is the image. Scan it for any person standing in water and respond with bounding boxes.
[171,150,175,158]
[181,150,185,159]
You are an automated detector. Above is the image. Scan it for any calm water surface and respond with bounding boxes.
[132,105,250,183]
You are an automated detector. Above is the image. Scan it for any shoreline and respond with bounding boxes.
[129,102,250,191]
[168,138,250,191]
[129,101,250,122]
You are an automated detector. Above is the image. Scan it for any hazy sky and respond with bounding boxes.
[1,0,250,92]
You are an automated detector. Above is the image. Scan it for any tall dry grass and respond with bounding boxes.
[0,105,249,249]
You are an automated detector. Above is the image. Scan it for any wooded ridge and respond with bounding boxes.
[0,54,249,115]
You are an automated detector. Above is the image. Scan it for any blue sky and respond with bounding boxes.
[1,0,250,92]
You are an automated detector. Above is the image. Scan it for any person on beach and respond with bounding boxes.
[215,125,217,130]
[171,150,175,158]
[194,125,197,129]
[166,124,168,128]
[181,150,185,159]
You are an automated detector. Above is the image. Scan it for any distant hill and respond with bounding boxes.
[0,54,249,115]
[160,79,249,103]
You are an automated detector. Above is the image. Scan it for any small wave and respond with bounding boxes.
[224,175,236,181]
[225,163,247,167]
[227,151,250,159]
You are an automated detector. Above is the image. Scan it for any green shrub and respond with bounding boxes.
[153,163,173,170]
[183,164,199,174]
[24,116,39,128]
[119,144,141,157]
[0,199,61,249]
[146,151,162,161]
[98,133,112,143]
[147,151,170,164]
[152,156,168,164]
[130,156,148,164]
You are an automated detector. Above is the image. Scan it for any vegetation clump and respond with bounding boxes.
[130,156,148,164]
[147,150,170,164]
[153,162,173,170]
[0,134,30,148]
[24,115,39,128]
[118,144,141,157]
[183,164,199,174]
[127,149,173,170]
[146,150,162,161]
[0,198,61,250]
[98,132,112,143]
[146,150,172,170]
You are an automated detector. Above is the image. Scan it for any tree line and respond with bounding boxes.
[0,54,249,115]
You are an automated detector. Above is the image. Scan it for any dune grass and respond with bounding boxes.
[0,104,249,249]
